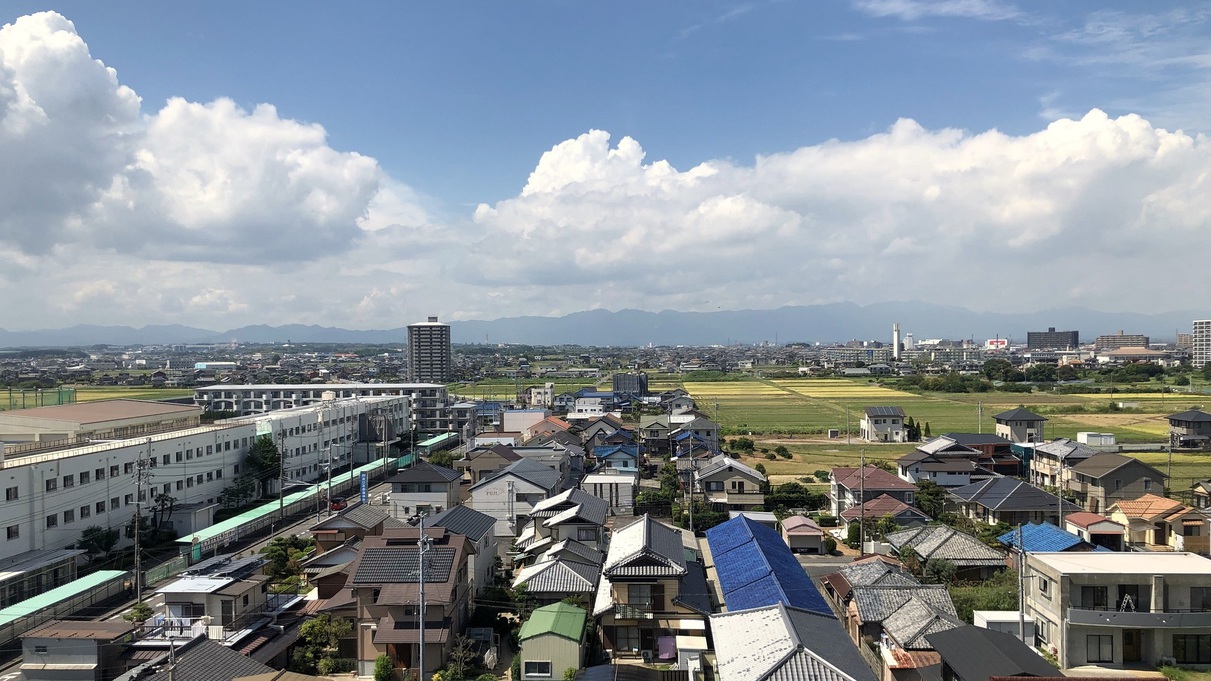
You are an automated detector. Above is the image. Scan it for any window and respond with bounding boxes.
[80,505,91,519]
[206,472,213,482]
[1086,634,1113,662]
[196,474,203,485]
[124,462,133,474]
[178,452,184,462]
[45,479,57,492]
[109,465,119,477]
[5,486,17,502]
[1038,577,1051,599]
[578,528,599,542]
[110,498,120,511]
[523,661,552,678]
[63,509,74,523]
[1080,585,1109,610]
[79,471,90,484]
[1143,478,1153,491]
[1114,479,1122,491]
[96,467,106,481]
[96,501,106,514]
[124,494,134,506]
[207,445,213,455]
[1192,587,1211,612]
[148,458,156,468]
[45,514,57,528]
[706,481,724,492]
[7,525,18,540]
[242,594,249,606]
[163,455,170,465]
[176,481,183,491]
[1173,635,1211,664]
[1036,618,1051,644]
[62,474,73,488]
[615,626,640,652]
[163,484,171,494]
[215,469,223,479]
[186,478,194,488]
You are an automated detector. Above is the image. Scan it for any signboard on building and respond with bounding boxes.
[360,472,368,504]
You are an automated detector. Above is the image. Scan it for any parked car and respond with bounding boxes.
[329,496,347,511]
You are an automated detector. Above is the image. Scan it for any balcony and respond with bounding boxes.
[614,604,656,620]
[1068,608,1211,628]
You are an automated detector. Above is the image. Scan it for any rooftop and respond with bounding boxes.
[26,620,138,639]
[518,602,587,642]
[706,515,832,615]
[1028,551,1211,575]
[0,399,200,424]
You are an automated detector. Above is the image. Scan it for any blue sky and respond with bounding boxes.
[1,2,1210,330]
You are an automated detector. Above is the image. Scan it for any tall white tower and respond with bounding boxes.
[893,323,902,361]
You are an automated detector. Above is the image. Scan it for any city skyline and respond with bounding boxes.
[2,3,1211,330]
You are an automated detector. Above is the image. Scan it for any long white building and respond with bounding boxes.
[193,382,454,433]
[0,396,410,553]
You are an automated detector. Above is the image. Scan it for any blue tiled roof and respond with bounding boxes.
[705,515,833,616]
[593,444,638,459]
[997,522,1085,552]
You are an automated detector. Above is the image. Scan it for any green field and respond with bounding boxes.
[679,377,1211,490]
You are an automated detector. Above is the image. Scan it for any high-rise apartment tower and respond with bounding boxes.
[1194,320,1211,369]
[408,316,452,383]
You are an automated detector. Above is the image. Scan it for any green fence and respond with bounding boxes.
[2,387,75,410]
[144,555,189,587]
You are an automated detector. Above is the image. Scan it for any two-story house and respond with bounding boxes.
[860,406,908,443]
[349,527,472,680]
[516,488,608,561]
[694,454,766,511]
[387,462,462,518]
[426,505,498,596]
[457,444,522,484]
[1169,409,1211,450]
[993,407,1047,443]
[1030,438,1097,488]
[1193,479,1211,510]
[638,416,672,458]
[1108,493,1209,553]
[310,504,406,555]
[1065,453,1166,514]
[948,477,1079,527]
[468,458,563,555]
[155,554,277,643]
[831,465,917,517]
[670,417,720,453]
[593,516,712,661]
[1023,551,1211,668]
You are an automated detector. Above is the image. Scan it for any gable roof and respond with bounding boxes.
[1063,511,1124,530]
[1168,409,1211,423]
[993,407,1045,422]
[915,436,979,457]
[864,406,905,418]
[1034,438,1098,462]
[1109,493,1191,521]
[470,457,561,492]
[143,639,274,681]
[882,595,964,649]
[840,494,930,522]
[466,443,522,462]
[949,478,1078,513]
[884,526,1004,567]
[710,603,878,681]
[851,584,956,623]
[927,625,1060,680]
[540,538,605,566]
[1070,453,1165,480]
[997,522,1091,553]
[696,454,767,482]
[312,503,394,532]
[602,515,686,578]
[519,602,587,642]
[387,461,462,484]
[822,559,918,602]
[530,488,608,527]
[832,465,915,491]
[425,505,496,542]
[941,433,1013,447]
[782,515,824,535]
[513,559,599,595]
[705,515,831,615]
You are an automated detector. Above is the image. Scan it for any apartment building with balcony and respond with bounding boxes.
[1024,552,1211,668]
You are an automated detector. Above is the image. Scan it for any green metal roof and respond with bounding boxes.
[0,570,127,628]
[418,432,458,448]
[518,602,586,642]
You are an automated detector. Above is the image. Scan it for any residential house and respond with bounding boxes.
[1023,551,1211,668]
[884,526,1005,581]
[710,602,877,681]
[593,444,639,471]
[638,416,672,458]
[387,462,462,518]
[468,458,563,552]
[512,557,600,606]
[846,581,963,681]
[593,516,712,661]
[949,477,1079,527]
[577,415,627,444]
[695,454,767,511]
[1064,512,1125,551]
[1030,438,1098,488]
[670,417,720,453]
[20,620,137,681]
[831,465,917,517]
[839,494,931,531]
[457,444,522,484]
[116,637,277,681]
[820,557,918,611]
[426,505,498,596]
[940,432,1015,462]
[705,515,832,614]
[1169,410,1211,450]
[993,408,1047,443]
[348,527,472,679]
[155,555,282,644]
[517,602,587,681]
[580,469,638,514]
[997,522,1105,555]
[781,515,825,554]
[898,434,1019,485]
[516,488,608,561]
[1065,453,1166,514]
[926,625,1060,681]
[1108,493,1209,553]
[309,504,406,555]
[1193,479,1211,510]
[860,406,909,443]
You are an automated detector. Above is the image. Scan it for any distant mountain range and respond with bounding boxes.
[0,302,1202,348]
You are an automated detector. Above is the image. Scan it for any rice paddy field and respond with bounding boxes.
[678,376,1211,489]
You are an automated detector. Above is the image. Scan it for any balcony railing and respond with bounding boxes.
[1068,608,1211,628]
[614,604,656,620]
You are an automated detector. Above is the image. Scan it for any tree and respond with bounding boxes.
[923,558,957,584]
[732,436,755,452]
[262,535,314,580]
[923,421,932,437]
[373,653,393,681]
[153,493,177,529]
[872,460,896,473]
[78,525,119,564]
[774,445,791,459]
[874,513,899,539]
[1025,364,1057,382]
[447,634,478,680]
[245,434,281,498]
[219,474,257,509]
[914,480,945,519]
[897,545,921,575]
[754,463,771,494]
[125,515,154,544]
[982,358,1015,382]
[123,601,154,626]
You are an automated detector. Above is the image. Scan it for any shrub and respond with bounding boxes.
[373,654,393,681]
[765,452,777,460]
[823,537,837,554]
[817,514,839,527]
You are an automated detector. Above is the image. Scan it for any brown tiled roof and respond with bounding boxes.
[832,465,915,490]
[1063,511,1123,530]
[840,494,928,521]
[1110,493,1186,521]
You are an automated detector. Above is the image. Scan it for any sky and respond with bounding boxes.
[2,1,1211,332]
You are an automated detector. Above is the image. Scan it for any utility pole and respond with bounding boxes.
[417,512,433,680]
[278,427,287,522]
[859,449,866,557]
[1017,522,1026,644]
[846,406,851,445]
[134,438,152,603]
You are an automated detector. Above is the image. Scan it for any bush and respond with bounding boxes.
[823,537,837,554]
[765,452,777,460]
[373,654,393,681]
[817,514,838,527]
[846,522,862,549]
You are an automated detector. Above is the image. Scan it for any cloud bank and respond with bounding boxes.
[2,10,1210,332]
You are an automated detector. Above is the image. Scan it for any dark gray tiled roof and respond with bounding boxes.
[851,584,956,623]
[882,596,964,649]
[144,639,273,681]
[603,515,686,578]
[471,457,561,492]
[948,478,1079,514]
[351,546,456,584]
[926,625,1060,680]
[388,461,462,484]
[884,526,1005,568]
[530,488,609,526]
[992,407,1045,422]
[341,504,393,530]
[426,505,496,541]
